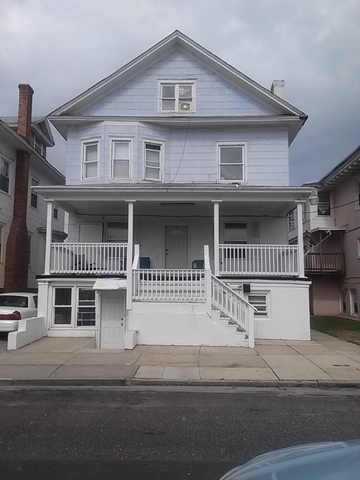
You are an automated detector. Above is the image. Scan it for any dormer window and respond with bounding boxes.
[32,134,46,157]
[160,82,195,113]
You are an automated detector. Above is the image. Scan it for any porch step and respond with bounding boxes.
[218,314,246,334]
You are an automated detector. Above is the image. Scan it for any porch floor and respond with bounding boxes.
[1,331,360,384]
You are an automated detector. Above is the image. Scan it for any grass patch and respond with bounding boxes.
[311,316,360,345]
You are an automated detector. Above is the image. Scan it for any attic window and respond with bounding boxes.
[32,134,46,157]
[160,82,194,113]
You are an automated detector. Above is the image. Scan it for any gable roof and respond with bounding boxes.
[0,119,64,185]
[50,30,307,119]
[318,145,360,189]
[0,116,55,147]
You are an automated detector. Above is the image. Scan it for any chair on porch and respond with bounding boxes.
[192,259,204,269]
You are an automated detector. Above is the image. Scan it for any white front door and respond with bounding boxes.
[100,291,125,349]
[165,226,188,268]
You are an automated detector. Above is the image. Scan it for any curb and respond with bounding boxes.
[0,378,359,389]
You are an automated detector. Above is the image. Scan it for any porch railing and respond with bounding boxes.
[132,269,206,302]
[305,252,345,274]
[219,244,299,276]
[211,274,256,347]
[50,243,127,274]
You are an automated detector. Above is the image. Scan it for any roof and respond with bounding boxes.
[0,119,64,185]
[0,116,55,147]
[314,146,360,189]
[49,30,307,122]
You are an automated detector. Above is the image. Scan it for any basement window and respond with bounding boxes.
[248,293,269,317]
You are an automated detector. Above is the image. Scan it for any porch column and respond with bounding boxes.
[126,200,135,309]
[213,201,221,276]
[296,200,305,277]
[44,200,53,275]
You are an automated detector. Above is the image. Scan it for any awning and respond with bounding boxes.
[92,278,127,290]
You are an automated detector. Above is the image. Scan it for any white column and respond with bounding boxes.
[204,245,212,316]
[213,201,220,276]
[296,201,305,277]
[44,200,53,275]
[126,201,135,309]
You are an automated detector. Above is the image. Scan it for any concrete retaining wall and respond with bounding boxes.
[8,316,46,350]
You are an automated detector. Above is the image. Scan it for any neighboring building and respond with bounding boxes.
[289,146,360,317]
[0,85,66,292]
[36,31,313,349]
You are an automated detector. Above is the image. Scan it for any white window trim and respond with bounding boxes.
[143,140,164,183]
[51,286,98,329]
[110,139,132,180]
[0,223,4,263]
[248,291,270,318]
[30,177,39,209]
[217,142,247,184]
[0,155,11,195]
[158,80,196,113]
[81,139,99,181]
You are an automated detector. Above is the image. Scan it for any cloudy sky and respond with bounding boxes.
[0,0,359,184]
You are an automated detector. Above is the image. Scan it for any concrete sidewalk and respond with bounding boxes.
[1,331,360,386]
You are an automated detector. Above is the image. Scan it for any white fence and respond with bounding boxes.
[219,244,299,276]
[211,274,255,347]
[50,243,127,274]
[132,269,206,302]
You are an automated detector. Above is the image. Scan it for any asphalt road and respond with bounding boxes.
[0,386,359,480]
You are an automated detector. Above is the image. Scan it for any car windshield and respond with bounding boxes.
[0,296,28,308]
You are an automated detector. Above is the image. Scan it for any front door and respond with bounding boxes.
[165,226,188,268]
[100,291,125,349]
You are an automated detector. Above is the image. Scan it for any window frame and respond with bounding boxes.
[82,139,99,181]
[0,156,11,194]
[111,139,132,180]
[143,141,164,182]
[217,142,246,183]
[248,292,269,318]
[30,177,39,209]
[159,81,196,113]
[52,286,97,329]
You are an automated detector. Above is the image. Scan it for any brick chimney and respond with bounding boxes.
[4,84,34,292]
[17,84,34,142]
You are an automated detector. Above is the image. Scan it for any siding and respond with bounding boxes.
[66,123,289,186]
[79,50,275,117]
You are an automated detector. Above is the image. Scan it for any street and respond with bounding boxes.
[0,386,359,479]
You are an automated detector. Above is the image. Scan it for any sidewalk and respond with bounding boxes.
[1,331,360,386]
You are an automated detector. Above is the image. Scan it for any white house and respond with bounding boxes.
[0,85,65,292]
[36,31,312,349]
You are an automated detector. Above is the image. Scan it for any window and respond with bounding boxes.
[30,178,38,208]
[82,140,99,180]
[32,134,46,157]
[53,287,96,327]
[248,293,268,317]
[218,144,245,182]
[0,157,10,193]
[0,225,3,261]
[53,207,58,220]
[77,289,96,327]
[287,209,296,231]
[144,142,162,181]
[350,289,358,316]
[106,222,128,241]
[317,190,331,216]
[160,82,194,113]
[111,140,131,179]
[53,288,72,325]
[28,235,31,265]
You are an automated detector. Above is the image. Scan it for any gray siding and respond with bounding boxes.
[79,50,275,117]
[66,123,289,186]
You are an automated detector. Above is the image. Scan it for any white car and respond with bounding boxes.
[0,293,38,332]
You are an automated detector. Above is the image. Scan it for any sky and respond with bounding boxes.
[0,0,359,185]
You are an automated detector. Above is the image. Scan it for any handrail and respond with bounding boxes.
[211,274,256,347]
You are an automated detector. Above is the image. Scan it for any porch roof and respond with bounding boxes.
[35,184,313,216]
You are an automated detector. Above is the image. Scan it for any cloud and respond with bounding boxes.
[0,0,359,183]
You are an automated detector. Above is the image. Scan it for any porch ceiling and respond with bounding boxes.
[36,184,312,216]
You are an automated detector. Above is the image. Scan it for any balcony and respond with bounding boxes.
[305,252,345,275]
[219,244,299,277]
[50,243,128,274]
